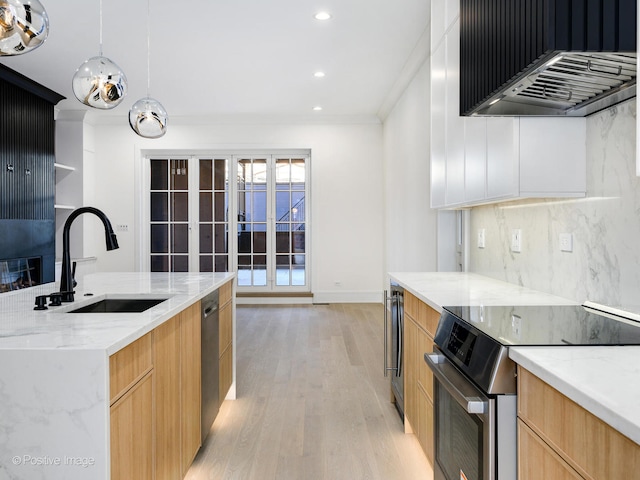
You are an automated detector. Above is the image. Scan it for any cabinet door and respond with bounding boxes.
[486,117,519,200]
[154,315,181,480]
[219,301,233,401]
[417,387,434,465]
[518,419,582,480]
[403,316,418,431]
[430,41,447,208]
[464,117,487,203]
[110,372,154,480]
[181,303,202,475]
[519,117,586,196]
[444,20,465,206]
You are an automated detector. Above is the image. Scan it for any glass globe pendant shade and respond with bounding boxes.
[0,0,49,56]
[72,56,128,109]
[129,97,168,138]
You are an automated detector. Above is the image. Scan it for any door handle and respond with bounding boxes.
[383,290,398,377]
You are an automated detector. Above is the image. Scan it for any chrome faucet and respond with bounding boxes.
[59,207,119,302]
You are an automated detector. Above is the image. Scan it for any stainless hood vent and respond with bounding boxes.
[460,0,637,117]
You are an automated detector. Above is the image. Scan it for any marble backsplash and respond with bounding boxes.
[469,98,639,306]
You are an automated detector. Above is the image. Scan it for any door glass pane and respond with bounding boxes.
[200,255,213,272]
[151,255,168,272]
[151,224,168,253]
[293,231,305,254]
[170,159,189,189]
[199,192,212,222]
[276,229,289,254]
[214,255,228,272]
[150,192,168,221]
[253,255,267,286]
[253,231,266,253]
[172,255,189,272]
[214,224,227,253]
[292,264,305,286]
[171,192,189,222]
[171,224,189,253]
[200,224,213,253]
[252,191,267,221]
[213,192,226,222]
[199,159,212,190]
[150,159,168,190]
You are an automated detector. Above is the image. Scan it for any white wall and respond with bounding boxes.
[81,119,384,303]
[382,58,455,277]
[469,99,639,306]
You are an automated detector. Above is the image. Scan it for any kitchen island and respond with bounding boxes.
[390,271,640,476]
[0,271,235,480]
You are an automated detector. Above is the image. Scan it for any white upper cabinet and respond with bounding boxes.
[464,117,487,203]
[486,117,520,200]
[429,0,587,209]
[444,21,465,206]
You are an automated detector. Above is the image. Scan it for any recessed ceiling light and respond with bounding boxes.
[314,71,326,78]
[314,12,332,20]
[313,106,323,111]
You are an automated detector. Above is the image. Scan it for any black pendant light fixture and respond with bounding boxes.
[71,0,127,109]
[128,0,167,138]
[0,0,49,55]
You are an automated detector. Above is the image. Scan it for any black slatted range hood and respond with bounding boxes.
[460,0,637,116]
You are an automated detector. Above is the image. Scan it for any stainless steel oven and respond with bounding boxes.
[427,303,640,480]
[426,308,517,480]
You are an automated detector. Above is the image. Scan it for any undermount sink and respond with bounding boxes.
[68,298,169,313]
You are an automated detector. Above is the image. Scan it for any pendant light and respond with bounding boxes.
[71,0,127,109]
[128,0,167,138]
[0,0,49,55]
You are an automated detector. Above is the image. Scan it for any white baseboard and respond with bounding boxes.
[235,290,383,305]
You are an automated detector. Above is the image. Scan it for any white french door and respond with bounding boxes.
[143,153,309,293]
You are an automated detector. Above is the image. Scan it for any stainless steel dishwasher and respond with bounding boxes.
[201,289,219,442]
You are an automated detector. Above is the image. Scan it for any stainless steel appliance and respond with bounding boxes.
[384,284,404,418]
[201,289,220,442]
[427,304,640,480]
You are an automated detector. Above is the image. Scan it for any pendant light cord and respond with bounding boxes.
[99,0,103,56]
[146,0,151,97]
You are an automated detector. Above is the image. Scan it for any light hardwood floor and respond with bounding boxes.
[185,303,433,480]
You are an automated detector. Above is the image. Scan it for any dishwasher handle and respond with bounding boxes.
[203,304,219,318]
[424,352,487,415]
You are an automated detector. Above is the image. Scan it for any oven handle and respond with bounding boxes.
[424,352,487,415]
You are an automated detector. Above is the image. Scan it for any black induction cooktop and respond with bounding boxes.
[443,304,640,346]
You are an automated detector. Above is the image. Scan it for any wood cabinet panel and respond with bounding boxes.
[180,302,202,475]
[110,371,153,480]
[404,292,439,337]
[220,344,233,401]
[404,315,418,432]
[518,419,582,480]
[417,386,434,464]
[109,331,152,404]
[219,281,233,306]
[154,315,182,480]
[518,366,640,480]
[219,300,232,354]
[416,327,434,403]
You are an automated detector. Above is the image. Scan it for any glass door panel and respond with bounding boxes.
[236,158,268,286]
[198,158,229,272]
[150,159,189,272]
[274,158,306,287]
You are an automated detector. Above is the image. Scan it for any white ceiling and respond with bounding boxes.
[0,0,431,122]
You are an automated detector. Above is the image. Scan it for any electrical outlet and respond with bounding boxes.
[510,229,522,253]
[559,233,573,252]
[511,314,522,339]
[116,224,129,233]
[477,228,486,248]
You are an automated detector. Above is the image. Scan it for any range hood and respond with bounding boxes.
[460,0,637,116]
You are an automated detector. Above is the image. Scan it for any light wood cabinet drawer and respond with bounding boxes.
[518,366,640,480]
[219,302,232,353]
[417,386,434,464]
[518,419,582,480]
[109,331,152,404]
[110,371,154,480]
[405,292,439,337]
[219,280,233,306]
[220,344,233,401]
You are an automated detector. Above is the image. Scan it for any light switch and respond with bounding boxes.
[511,229,522,253]
[477,229,486,248]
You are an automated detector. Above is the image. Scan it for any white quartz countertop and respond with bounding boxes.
[390,272,640,446]
[388,272,578,312]
[510,347,640,445]
[0,272,235,355]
